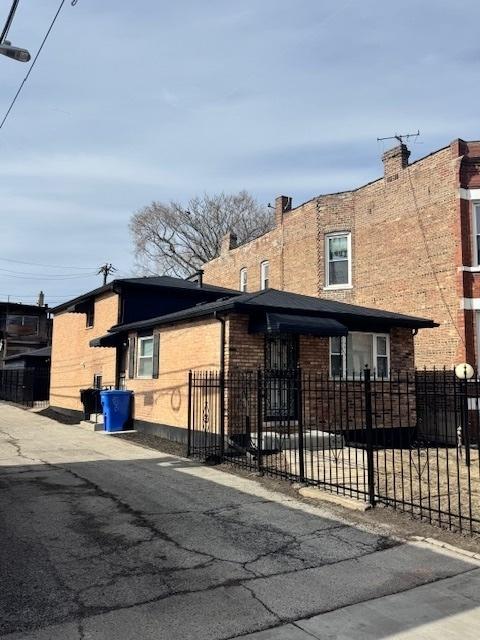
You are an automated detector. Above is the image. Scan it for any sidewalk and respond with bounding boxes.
[239,567,480,639]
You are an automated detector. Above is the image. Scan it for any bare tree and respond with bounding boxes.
[130,191,273,277]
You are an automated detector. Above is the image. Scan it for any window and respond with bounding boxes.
[85,301,94,328]
[474,203,480,265]
[325,232,351,288]
[260,261,269,289]
[329,333,390,378]
[6,315,39,337]
[93,374,102,389]
[137,336,154,378]
[240,268,248,292]
[330,336,344,377]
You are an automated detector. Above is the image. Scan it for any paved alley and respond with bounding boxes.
[0,404,479,639]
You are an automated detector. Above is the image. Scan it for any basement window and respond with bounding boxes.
[325,232,351,288]
[329,333,390,378]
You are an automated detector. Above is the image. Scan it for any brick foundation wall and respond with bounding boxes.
[50,292,119,412]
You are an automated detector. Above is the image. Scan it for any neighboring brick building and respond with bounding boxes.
[0,298,51,365]
[203,139,480,369]
[49,276,238,417]
[96,289,435,442]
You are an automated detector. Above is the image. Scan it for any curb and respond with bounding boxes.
[411,536,480,561]
[298,485,372,511]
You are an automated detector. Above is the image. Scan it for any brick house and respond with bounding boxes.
[93,288,435,442]
[49,276,238,418]
[202,139,480,369]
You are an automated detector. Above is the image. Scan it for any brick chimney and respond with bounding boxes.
[382,144,410,181]
[220,231,237,256]
[275,195,292,226]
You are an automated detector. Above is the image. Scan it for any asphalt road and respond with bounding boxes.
[0,404,479,639]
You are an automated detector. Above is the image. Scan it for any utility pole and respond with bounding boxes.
[97,263,117,286]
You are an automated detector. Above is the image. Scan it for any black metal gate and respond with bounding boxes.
[0,367,50,407]
[188,368,480,536]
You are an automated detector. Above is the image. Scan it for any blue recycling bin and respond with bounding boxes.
[100,390,133,433]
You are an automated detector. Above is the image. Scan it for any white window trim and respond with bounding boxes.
[472,202,480,267]
[240,268,247,292]
[137,335,154,379]
[260,260,269,290]
[329,332,390,379]
[324,231,352,290]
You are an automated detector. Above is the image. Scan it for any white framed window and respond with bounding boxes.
[473,203,480,266]
[260,260,269,289]
[325,232,351,288]
[240,268,248,292]
[137,336,154,378]
[329,332,390,378]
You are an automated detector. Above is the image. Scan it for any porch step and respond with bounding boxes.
[79,420,105,432]
[250,430,344,451]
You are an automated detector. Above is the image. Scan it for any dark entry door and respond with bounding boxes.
[264,334,299,420]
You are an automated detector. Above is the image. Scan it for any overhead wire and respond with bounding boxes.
[0,266,97,277]
[0,0,20,43]
[0,256,98,270]
[0,0,69,132]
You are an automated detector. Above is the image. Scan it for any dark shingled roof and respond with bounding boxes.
[4,346,51,362]
[51,276,240,313]
[107,288,438,334]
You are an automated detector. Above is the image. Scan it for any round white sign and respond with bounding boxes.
[454,362,474,380]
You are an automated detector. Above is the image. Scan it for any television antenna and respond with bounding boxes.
[377,130,420,144]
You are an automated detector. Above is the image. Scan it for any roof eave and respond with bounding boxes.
[51,281,119,314]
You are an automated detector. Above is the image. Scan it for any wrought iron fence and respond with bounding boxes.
[188,368,480,536]
[0,367,50,408]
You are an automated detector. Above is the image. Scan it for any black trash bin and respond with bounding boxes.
[79,388,102,420]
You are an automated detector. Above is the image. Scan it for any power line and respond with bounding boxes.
[0,271,98,281]
[0,0,71,133]
[0,0,20,44]
[0,256,98,270]
[405,165,466,348]
[0,266,96,277]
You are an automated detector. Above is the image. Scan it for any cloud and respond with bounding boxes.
[1,0,480,305]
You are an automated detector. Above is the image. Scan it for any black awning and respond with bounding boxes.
[249,312,348,337]
[89,333,120,348]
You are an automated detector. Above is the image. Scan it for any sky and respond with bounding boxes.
[1,0,479,305]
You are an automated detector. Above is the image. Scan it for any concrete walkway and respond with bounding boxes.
[0,404,479,639]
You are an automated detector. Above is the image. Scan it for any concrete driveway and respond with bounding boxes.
[0,404,479,639]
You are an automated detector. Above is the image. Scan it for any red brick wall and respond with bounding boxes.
[224,316,415,434]
[203,139,480,369]
[203,200,319,297]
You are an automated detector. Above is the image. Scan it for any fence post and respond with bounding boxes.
[296,367,305,482]
[364,366,376,507]
[219,369,225,460]
[187,370,192,457]
[256,369,263,475]
[462,375,471,467]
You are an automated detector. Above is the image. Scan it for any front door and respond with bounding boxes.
[264,334,299,420]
